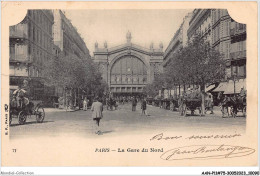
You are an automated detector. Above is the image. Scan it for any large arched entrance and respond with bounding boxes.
[110,55,148,99]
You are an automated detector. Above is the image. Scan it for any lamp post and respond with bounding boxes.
[106,47,110,98]
[233,69,237,96]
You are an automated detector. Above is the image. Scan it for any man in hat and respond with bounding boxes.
[83,97,88,111]
[205,92,214,114]
[132,96,137,111]
[13,84,27,108]
[91,97,103,135]
[141,98,147,116]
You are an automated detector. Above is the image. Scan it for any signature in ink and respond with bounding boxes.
[160,144,255,161]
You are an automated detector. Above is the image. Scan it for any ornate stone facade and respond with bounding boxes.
[163,13,192,67]
[52,10,90,59]
[9,10,55,99]
[93,32,163,96]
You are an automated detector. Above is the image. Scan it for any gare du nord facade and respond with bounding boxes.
[93,32,163,99]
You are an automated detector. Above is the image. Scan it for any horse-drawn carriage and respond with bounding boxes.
[219,96,246,118]
[179,98,202,116]
[10,99,45,125]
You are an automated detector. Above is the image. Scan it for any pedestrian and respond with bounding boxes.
[141,98,147,116]
[170,100,174,111]
[109,97,113,110]
[122,96,125,105]
[91,97,103,135]
[83,97,88,111]
[240,88,246,99]
[106,97,109,110]
[132,96,137,111]
[205,92,214,114]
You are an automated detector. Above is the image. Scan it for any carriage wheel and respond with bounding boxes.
[36,107,45,123]
[18,111,27,125]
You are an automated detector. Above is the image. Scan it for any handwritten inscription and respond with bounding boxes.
[150,133,182,141]
[160,144,255,161]
[150,133,241,141]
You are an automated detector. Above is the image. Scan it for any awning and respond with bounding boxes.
[212,82,228,92]
[224,79,246,94]
[205,84,216,92]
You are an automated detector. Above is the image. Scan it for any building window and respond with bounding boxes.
[28,44,31,55]
[33,26,35,41]
[39,31,41,44]
[10,45,15,56]
[225,67,231,78]
[10,65,15,76]
[33,11,35,20]
[143,77,147,84]
[237,65,245,77]
[36,29,38,43]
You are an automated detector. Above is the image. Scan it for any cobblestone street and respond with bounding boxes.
[10,103,246,139]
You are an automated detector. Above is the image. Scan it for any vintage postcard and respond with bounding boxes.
[1,1,258,170]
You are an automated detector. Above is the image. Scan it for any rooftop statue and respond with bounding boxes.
[95,41,98,49]
[159,42,163,49]
[104,41,108,48]
[126,31,132,43]
[150,42,154,50]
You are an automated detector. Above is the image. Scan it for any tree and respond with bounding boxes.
[42,52,108,109]
[164,34,226,114]
[182,35,225,86]
[144,74,166,98]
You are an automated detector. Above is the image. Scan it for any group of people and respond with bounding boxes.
[131,97,148,116]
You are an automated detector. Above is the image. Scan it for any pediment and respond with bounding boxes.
[94,42,163,56]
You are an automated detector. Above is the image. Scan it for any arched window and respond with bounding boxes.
[111,56,147,84]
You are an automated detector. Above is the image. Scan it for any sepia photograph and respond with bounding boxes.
[1,1,258,174]
[8,8,248,136]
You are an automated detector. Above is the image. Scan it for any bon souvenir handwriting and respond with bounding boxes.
[150,133,241,141]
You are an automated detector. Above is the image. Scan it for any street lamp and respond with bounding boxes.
[107,49,109,88]
[105,43,110,98]
[233,69,237,96]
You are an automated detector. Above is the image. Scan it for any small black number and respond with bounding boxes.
[12,149,17,153]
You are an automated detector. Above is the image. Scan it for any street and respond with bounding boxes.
[10,103,246,139]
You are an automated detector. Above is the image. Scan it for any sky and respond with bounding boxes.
[65,9,193,56]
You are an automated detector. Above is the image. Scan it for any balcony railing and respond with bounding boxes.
[230,50,246,60]
[230,27,246,36]
[10,24,28,39]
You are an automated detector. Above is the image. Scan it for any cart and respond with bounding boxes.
[10,100,45,125]
[180,98,202,116]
